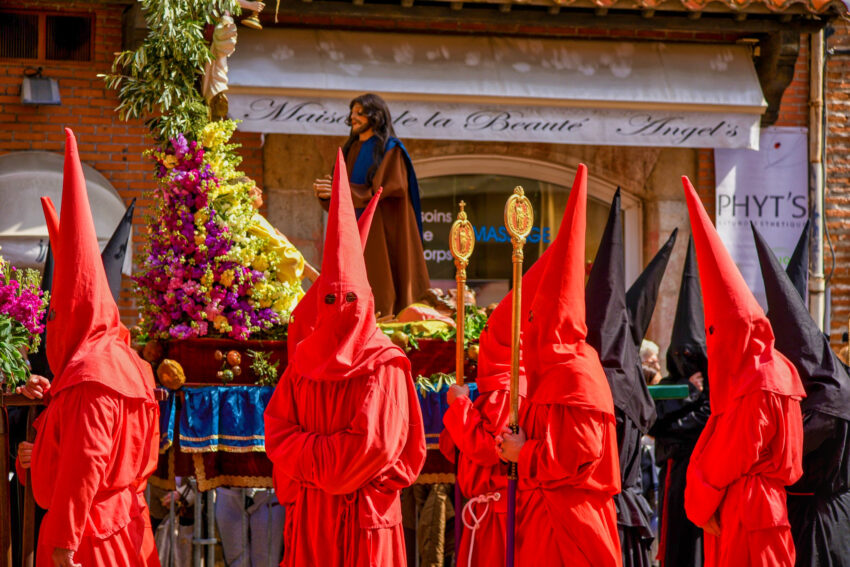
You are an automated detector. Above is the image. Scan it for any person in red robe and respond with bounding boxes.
[16,129,160,567]
[438,241,551,567]
[499,164,622,566]
[264,150,426,566]
[681,176,805,567]
[273,188,383,558]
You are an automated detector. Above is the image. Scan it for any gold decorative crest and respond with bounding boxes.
[504,186,533,242]
[449,201,475,263]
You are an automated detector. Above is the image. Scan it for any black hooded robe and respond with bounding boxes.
[649,237,708,567]
[586,190,657,567]
[752,222,850,567]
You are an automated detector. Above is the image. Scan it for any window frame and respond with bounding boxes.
[0,9,95,64]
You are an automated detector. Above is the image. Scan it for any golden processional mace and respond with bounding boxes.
[504,186,533,567]
[450,201,475,386]
[449,200,475,565]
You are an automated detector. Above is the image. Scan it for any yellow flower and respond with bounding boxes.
[194,233,205,246]
[220,270,235,287]
[213,315,228,330]
[252,255,269,273]
[163,155,178,169]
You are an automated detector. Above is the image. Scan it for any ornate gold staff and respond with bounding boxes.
[448,201,474,566]
[504,186,533,567]
[450,201,475,386]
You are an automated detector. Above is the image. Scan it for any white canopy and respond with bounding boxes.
[228,29,766,149]
[0,151,129,269]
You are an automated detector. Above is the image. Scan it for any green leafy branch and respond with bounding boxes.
[0,317,32,393]
[247,349,280,386]
[100,0,241,146]
[415,372,456,396]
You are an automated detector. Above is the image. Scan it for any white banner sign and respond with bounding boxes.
[228,95,760,150]
[714,127,809,309]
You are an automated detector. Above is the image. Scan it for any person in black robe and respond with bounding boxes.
[753,222,850,567]
[586,189,658,567]
[626,228,678,549]
[626,228,678,349]
[650,236,709,567]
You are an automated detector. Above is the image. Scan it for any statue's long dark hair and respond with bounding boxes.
[341,93,396,186]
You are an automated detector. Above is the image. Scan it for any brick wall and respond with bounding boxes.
[0,1,268,326]
[825,21,850,343]
[0,0,151,326]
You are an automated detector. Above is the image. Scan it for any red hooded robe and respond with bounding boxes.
[273,188,383,553]
[20,129,160,566]
[264,151,426,567]
[516,164,622,566]
[681,176,805,567]
[438,242,550,567]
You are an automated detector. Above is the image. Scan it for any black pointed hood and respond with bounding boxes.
[666,236,708,382]
[586,189,656,432]
[625,228,678,347]
[786,220,809,303]
[752,223,850,421]
[101,198,136,302]
[27,245,54,378]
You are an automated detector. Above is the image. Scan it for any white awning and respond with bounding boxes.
[228,28,766,150]
[0,151,130,269]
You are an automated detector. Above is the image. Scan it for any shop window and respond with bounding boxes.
[416,156,640,306]
[0,11,93,62]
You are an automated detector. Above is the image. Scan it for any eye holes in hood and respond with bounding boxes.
[324,292,358,304]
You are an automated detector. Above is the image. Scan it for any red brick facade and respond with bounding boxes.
[825,21,850,342]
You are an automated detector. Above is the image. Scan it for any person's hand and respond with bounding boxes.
[313,175,332,200]
[447,384,469,405]
[688,371,705,393]
[160,490,181,507]
[52,548,81,567]
[16,374,50,400]
[17,441,33,469]
[702,513,721,536]
[496,426,526,463]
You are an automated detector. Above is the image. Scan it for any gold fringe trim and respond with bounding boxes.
[192,454,273,492]
[179,445,267,454]
[148,450,177,490]
[180,434,266,442]
[415,473,455,485]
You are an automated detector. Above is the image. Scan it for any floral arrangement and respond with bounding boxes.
[135,121,303,340]
[0,256,49,391]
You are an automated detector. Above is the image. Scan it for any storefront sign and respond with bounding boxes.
[228,95,760,150]
[714,127,809,309]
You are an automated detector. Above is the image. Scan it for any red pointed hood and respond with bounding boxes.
[476,246,550,395]
[293,151,404,380]
[523,165,614,415]
[286,187,381,360]
[682,176,804,414]
[40,129,153,400]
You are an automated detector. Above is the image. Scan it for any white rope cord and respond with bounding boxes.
[460,491,501,567]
